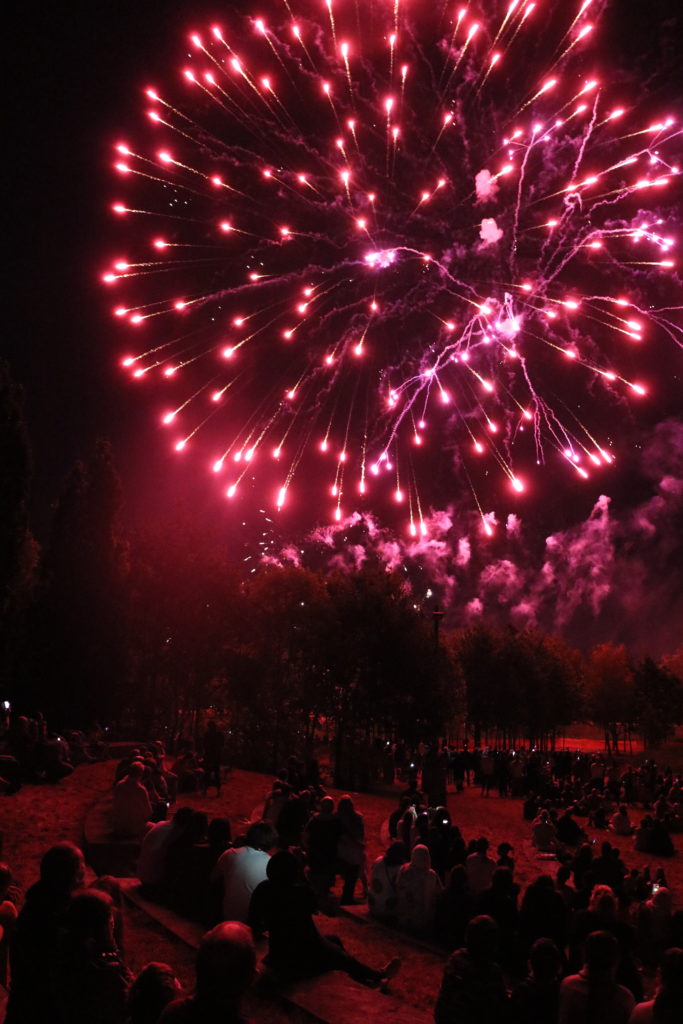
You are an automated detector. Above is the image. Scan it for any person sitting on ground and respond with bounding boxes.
[520,873,568,952]
[249,850,401,989]
[496,841,515,873]
[532,810,558,853]
[556,808,586,847]
[435,864,475,951]
[465,837,497,895]
[477,867,519,952]
[52,889,132,1024]
[510,937,563,1024]
[138,807,195,894]
[6,841,85,1023]
[628,946,683,1024]
[559,929,635,1024]
[126,962,182,1024]
[634,887,674,968]
[571,886,642,1002]
[165,811,210,916]
[368,841,409,922]
[211,821,276,923]
[159,922,255,1024]
[396,843,442,935]
[610,805,635,837]
[112,761,152,839]
[556,864,576,911]
[434,914,509,1024]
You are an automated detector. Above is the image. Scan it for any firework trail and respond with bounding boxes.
[104,0,681,535]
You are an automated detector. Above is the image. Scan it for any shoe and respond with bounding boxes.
[381,957,402,981]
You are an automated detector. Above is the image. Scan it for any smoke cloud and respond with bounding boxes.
[266,418,683,658]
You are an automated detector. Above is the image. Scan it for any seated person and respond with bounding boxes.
[396,844,442,934]
[112,762,152,839]
[532,811,557,853]
[159,922,254,1023]
[249,851,400,988]
[609,806,634,836]
[211,822,276,923]
[368,841,409,922]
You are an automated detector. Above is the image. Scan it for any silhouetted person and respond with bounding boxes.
[629,946,683,1024]
[434,915,508,1024]
[559,930,635,1024]
[52,889,131,1024]
[159,922,255,1023]
[126,962,182,1024]
[249,851,400,987]
[201,722,224,795]
[6,841,85,1023]
[510,937,562,1024]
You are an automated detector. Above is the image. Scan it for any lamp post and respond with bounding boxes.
[432,605,444,650]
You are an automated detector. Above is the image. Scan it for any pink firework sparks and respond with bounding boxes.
[104,1,681,535]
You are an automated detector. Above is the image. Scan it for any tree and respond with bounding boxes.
[30,440,129,725]
[634,656,683,748]
[585,643,635,753]
[452,626,583,747]
[321,568,457,784]
[0,362,38,689]
[128,513,243,741]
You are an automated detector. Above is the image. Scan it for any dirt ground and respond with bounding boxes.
[1,759,680,1016]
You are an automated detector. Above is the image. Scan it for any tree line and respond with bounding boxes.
[2,361,682,775]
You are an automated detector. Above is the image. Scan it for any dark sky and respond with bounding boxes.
[6,0,682,555]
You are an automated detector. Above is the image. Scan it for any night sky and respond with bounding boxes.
[5,1,683,652]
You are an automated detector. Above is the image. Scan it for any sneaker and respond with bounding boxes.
[381,957,402,982]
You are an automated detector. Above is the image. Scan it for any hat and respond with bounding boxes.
[497,842,513,854]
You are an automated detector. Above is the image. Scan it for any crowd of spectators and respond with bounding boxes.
[0,709,108,793]
[1,736,681,1024]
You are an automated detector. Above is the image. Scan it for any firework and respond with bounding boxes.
[104,0,681,535]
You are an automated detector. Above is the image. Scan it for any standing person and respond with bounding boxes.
[303,796,342,904]
[211,822,276,924]
[335,795,365,905]
[201,721,225,796]
[159,922,255,1024]
[5,842,85,1023]
[559,930,635,1024]
[434,915,508,1024]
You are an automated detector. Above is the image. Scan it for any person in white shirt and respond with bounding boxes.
[610,806,634,836]
[212,821,277,922]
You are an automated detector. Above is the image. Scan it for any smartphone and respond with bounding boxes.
[652,883,660,894]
